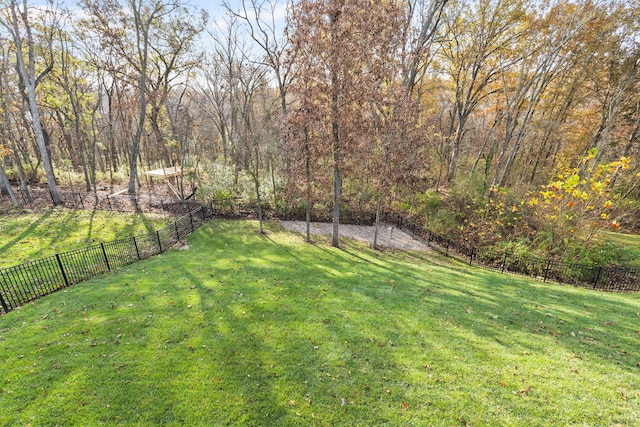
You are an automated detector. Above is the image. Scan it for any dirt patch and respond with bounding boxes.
[279,220,430,251]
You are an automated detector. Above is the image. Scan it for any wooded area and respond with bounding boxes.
[0,0,638,258]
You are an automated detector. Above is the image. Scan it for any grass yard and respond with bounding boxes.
[0,208,166,268]
[603,231,640,268]
[0,220,639,426]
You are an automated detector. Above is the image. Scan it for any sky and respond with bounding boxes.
[189,0,288,34]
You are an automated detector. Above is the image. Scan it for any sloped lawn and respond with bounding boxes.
[602,231,640,268]
[0,220,638,426]
[0,208,165,268]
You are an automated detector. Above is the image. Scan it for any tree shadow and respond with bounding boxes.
[2,219,639,425]
[0,210,53,257]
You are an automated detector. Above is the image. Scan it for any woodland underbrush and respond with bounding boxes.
[401,176,638,268]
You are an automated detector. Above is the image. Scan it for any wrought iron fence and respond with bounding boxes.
[383,212,640,293]
[1,187,203,217]
[0,206,210,314]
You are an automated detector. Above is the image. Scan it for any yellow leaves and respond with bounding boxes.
[571,190,588,200]
[590,181,605,194]
[528,197,539,207]
[585,147,598,161]
[607,157,630,171]
[540,191,555,201]
[603,200,613,209]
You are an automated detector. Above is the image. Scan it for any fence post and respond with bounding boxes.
[201,206,206,221]
[593,266,602,289]
[78,193,85,209]
[175,222,180,240]
[133,236,141,260]
[156,230,163,253]
[501,252,509,273]
[100,243,111,271]
[0,290,9,313]
[445,240,450,256]
[543,259,552,282]
[56,254,70,287]
[107,195,112,211]
[189,212,194,231]
[469,247,474,265]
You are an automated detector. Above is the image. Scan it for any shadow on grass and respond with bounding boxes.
[1,219,639,425]
[0,210,53,257]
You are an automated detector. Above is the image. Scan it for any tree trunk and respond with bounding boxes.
[0,87,30,202]
[373,205,381,250]
[304,126,312,243]
[0,160,19,207]
[128,8,151,196]
[331,78,341,249]
[8,0,60,205]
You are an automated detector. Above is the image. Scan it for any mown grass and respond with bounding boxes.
[0,220,639,426]
[602,231,640,268]
[0,208,166,268]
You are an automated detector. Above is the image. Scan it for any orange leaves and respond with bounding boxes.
[0,145,12,158]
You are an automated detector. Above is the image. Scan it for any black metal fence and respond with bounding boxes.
[0,206,211,314]
[383,212,640,293]
[1,187,203,216]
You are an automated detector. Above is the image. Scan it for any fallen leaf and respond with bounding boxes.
[519,386,532,394]
[498,381,508,387]
[289,400,296,406]
[402,402,409,409]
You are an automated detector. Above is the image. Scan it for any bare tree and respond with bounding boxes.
[1,0,61,204]
[81,0,187,195]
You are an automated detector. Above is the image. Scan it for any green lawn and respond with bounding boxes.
[0,220,639,426]
[0,208,166,268]
[602,231,640,268]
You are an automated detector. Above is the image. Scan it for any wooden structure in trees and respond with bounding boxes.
[144,166,193,199]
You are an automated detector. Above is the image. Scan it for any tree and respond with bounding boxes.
[1,0,61,204]
[438,0,528,186]
[287,0,418,248]
[81,0,193,195]
[0,41,30,202]
[489,1,596,188]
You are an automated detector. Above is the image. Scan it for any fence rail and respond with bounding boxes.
[383,212,640,293]
[0,206,210,314]
[0,187,204,217]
